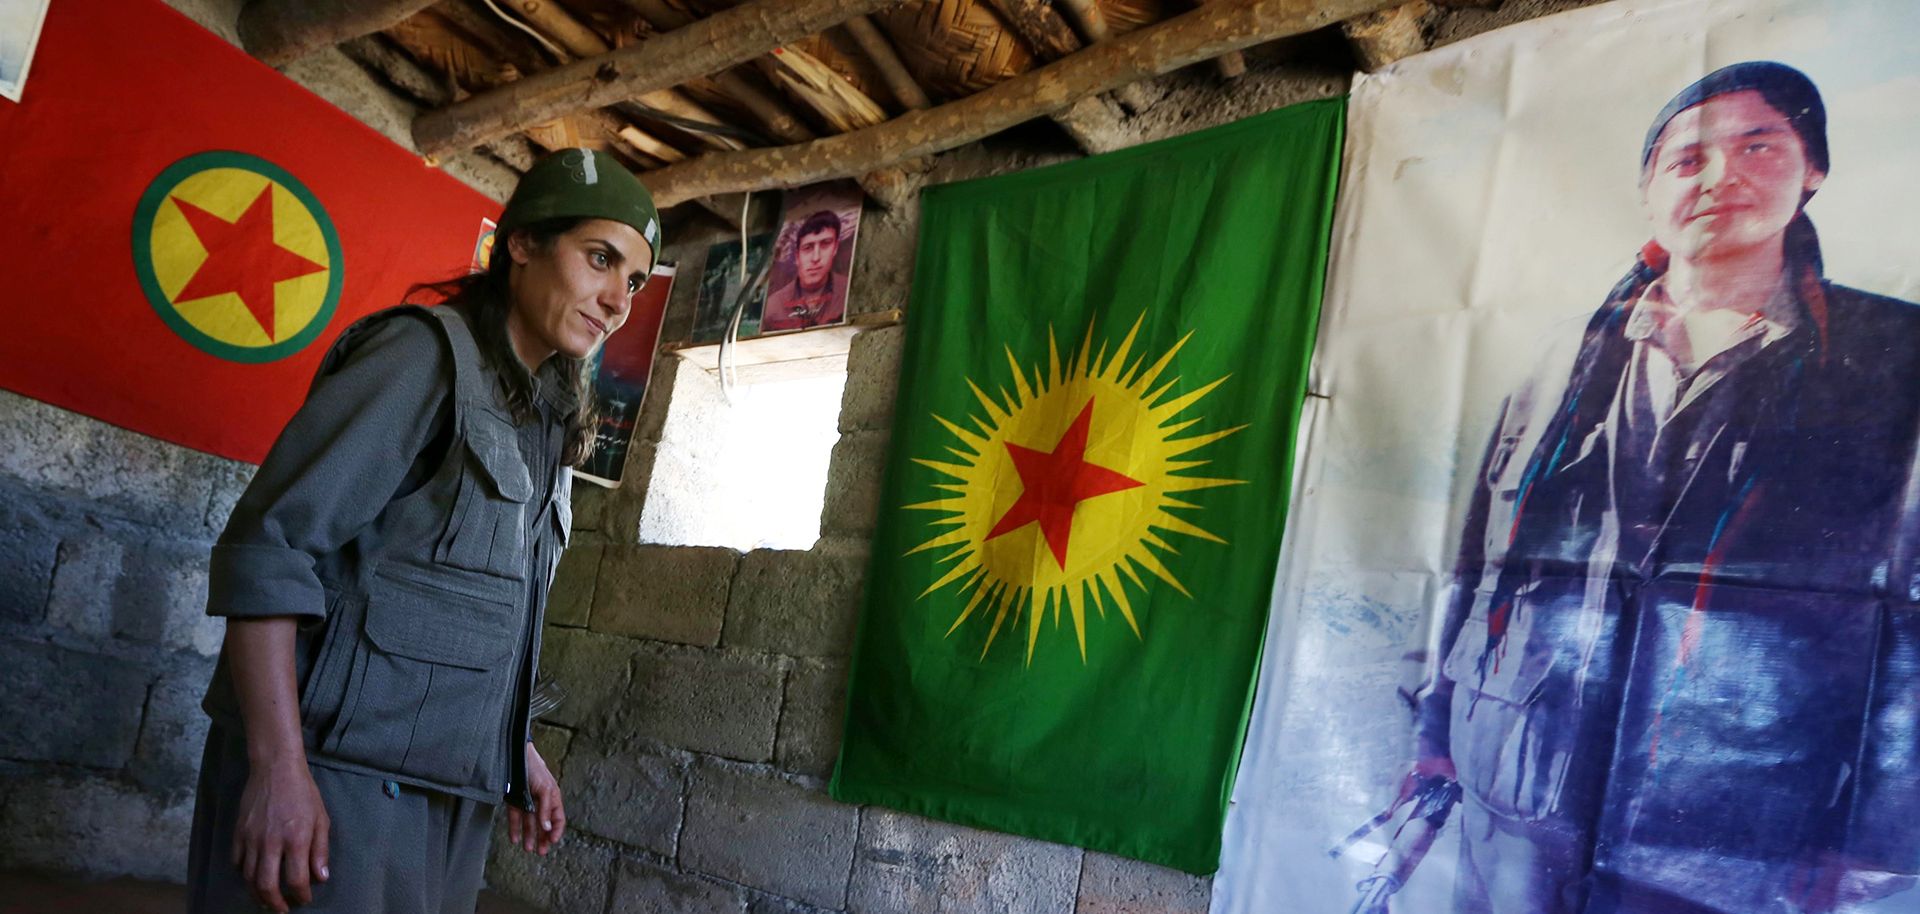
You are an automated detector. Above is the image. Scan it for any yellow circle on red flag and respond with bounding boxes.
[133,151,343,363]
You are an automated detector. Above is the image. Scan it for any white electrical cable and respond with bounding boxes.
[718,191,751,404]
[478,0,569,60]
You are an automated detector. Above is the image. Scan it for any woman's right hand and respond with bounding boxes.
[232,754,330,912]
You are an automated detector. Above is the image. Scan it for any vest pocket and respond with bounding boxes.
[319,565,518,788]
[436,412,534,579]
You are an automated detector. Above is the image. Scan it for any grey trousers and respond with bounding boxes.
[186,723,495,914]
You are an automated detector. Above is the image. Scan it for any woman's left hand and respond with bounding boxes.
[507,742,566,855]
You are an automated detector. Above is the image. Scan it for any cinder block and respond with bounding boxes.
[0,773,194,881]
[47,535,220,655]
[0,639,147,768]
[632,355,685,446]
[0,493,56,625]
[571,483,610,534]
[609,857,748,914]
[607,441,663,517]
[600,454,653,544]
[839,326,905,433]
[775,659,849,779]
[1074,852,1212,914]
[531,721,574,781]
[592,545,737,647]
[748,898,836,914]
[46,534,122,639]
[679,761,858,910]
[723,541,867,658]
[619,644,781,762]
[485,830,617,914]
[0,392,234,529]
[565,737,686,858]
[130,663,216,793]
[202,461,255,533]
[548,544,605,628]
[848,808,1082,914]
[845,210,917,320]
[538,627,640,735]
[819,430,891,538]
[120,541,219,656]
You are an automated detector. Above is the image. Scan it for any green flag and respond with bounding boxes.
[831,98,1345,874]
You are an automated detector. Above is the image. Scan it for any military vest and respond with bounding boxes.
[267,305,569,801]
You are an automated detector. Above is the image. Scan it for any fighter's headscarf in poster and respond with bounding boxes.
[1214,1,1920,912]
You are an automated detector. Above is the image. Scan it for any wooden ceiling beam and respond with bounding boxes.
[842,15,932,111]
[636,0,1409,208]
[983,0,1082,60]
[239,0,441,67]
[413,0,900,157]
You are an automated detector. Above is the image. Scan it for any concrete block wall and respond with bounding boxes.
[0,391,247,881]
[486,129,1217,913]
[0,0,520,882]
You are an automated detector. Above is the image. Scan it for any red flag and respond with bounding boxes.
[0,0,499,463]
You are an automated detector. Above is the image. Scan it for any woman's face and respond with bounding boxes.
[1641,90,1824,266]
[504,218,653,367]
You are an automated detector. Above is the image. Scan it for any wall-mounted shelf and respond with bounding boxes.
[665,308,902,384]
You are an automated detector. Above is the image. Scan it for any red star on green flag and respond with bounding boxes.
[171,186,325,339]
[832,97,1345,875]
[987,398,1142,568]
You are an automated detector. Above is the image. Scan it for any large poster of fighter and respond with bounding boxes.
[1213,2,1920,912]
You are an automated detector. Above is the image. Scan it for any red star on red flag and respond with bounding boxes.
[170,186,326,340]
[986,398,1144,569]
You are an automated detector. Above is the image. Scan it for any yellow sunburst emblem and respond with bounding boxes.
[907,316,1247,664]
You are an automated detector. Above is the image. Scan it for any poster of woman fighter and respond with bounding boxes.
[692,232,773,344]
[1210,2,1920,913]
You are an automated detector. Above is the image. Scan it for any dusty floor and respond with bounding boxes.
[0,869,544,913]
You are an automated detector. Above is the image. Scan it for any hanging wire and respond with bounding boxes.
[718,191,751,403]
[477,0,569,60]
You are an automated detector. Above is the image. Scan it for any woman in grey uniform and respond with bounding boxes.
[186,149,661,913]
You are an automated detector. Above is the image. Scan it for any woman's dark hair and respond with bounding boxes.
[407,217,601,468]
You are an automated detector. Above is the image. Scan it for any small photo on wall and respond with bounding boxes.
[692,232,775,344]
[762,181,863,334]
[470,217,497,273]
[0,0,52,102]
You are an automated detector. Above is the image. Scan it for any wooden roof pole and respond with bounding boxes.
[621,0,915,209]
[614,1,818,145]
[1054,0,1111,41]
[413,0,900,157]
[239,0,442,66]
[1050,0,1158,115]
[639,0,1408,208]
[980,0,1135,156]
[982,0,1082,60]
[842,15,932,111]
[505,0,745,152]
[713,71,819,144]
[1189,0,1249,79]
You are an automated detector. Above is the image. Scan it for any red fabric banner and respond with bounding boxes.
[0,0,499,463]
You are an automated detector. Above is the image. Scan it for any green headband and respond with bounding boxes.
[497,148,662,268]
